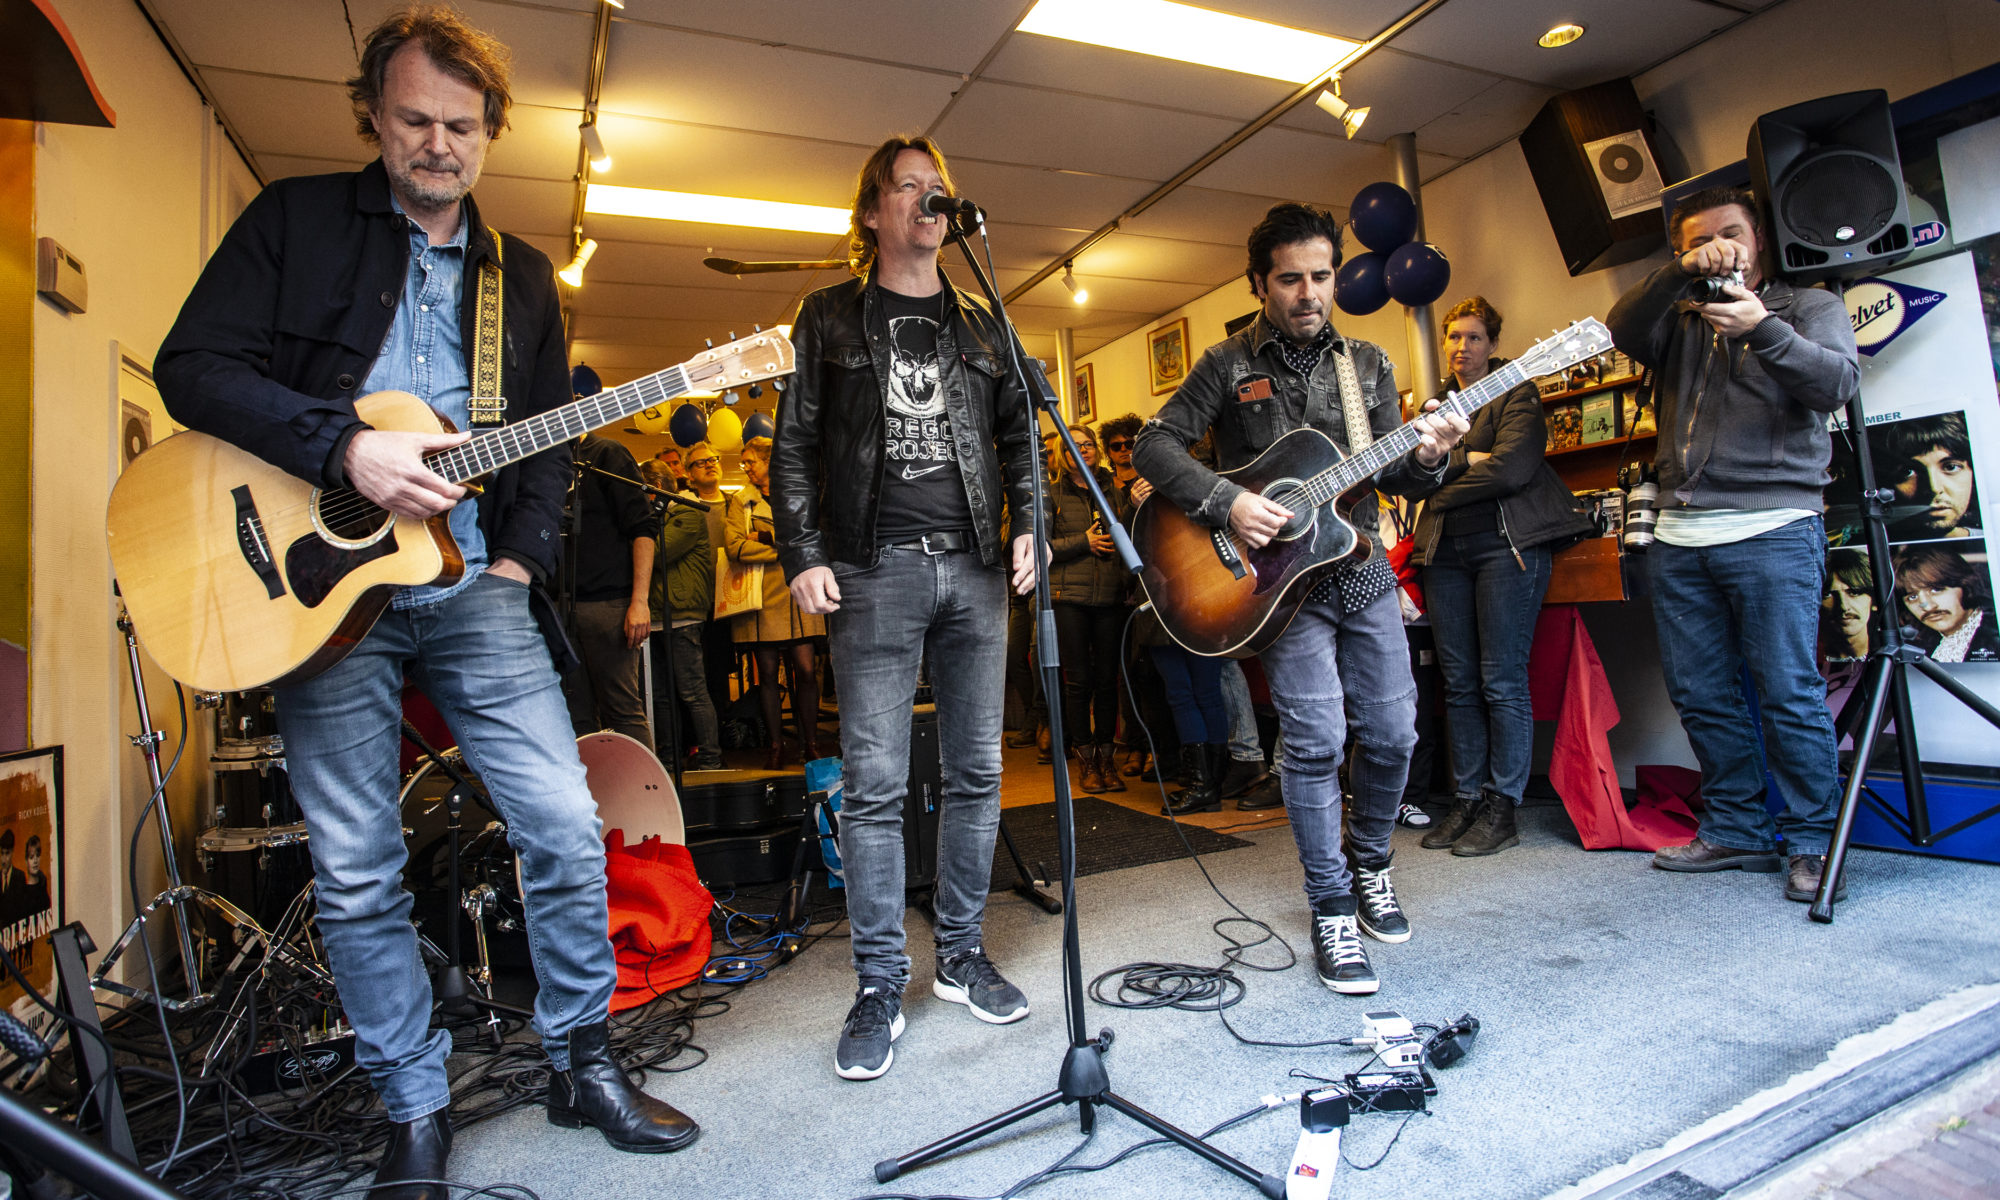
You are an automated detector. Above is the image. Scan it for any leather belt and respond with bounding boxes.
[883,530,973,555]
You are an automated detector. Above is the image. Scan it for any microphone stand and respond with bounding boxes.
[875,209,1284,1198]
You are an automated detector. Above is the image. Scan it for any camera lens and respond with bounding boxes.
[1623,481,1659,552]
[1689,276,1729,303]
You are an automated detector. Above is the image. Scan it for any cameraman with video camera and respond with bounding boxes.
[1607,185,1859,905]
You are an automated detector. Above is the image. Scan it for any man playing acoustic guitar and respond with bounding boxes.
[154,8,696,1196]
[1133,203,1467,997]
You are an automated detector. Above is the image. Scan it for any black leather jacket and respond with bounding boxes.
[771,270,1037,576]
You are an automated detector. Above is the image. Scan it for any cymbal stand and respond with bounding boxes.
[92,601,272,1012]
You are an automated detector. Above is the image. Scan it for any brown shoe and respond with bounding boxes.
[1652,837,1782,873]
[1785,854,1848,902]
[1098,747,1127,793]
[1121,751,1149,779]
[1078,746,1107,794]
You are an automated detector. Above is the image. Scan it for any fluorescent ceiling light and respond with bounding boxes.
[585,184,850,234]
[558,238,597,287]
[1539,22,1585,48]
[581,121,611,171]
[1018,0,1359,84]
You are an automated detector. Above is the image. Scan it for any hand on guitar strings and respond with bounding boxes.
[1229,491,1295,549]
[1411,399,1471,467]
[342,427,472,518]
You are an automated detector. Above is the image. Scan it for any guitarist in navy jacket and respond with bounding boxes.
[153,11,696,1197]
[1133,203,1466,999]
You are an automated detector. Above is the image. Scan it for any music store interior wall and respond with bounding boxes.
[7,2,2000,1199]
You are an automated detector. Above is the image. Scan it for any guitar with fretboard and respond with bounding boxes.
[1132,318,1613,657]
[107,332,794,692]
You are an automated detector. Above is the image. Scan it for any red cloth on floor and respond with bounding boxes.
[603,830,714,1011]
[1526,606,1688,851]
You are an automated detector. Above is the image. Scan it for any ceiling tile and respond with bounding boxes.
[1221,0,1431,41]
[601,23,962,147]
[1014,273,1210,314]
[1188,126,1453,209]
[1389,0,1736,90]
[1410,78,1560,160]
[203,71,363,160]
[937,160,1151,235]
[585,117,866,206]
[467,175,575,238]
[586,238,845,291]
[485,103,588,183]
[1121,185,1311,245]
[981,33,1296,120]
[150,0,357,79]
[1273,48,1496,140]
[1072,234,1248,286]
[935,80,1242,180]
[608,1,1024,73]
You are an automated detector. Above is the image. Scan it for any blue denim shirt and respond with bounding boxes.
[366,199,489,608]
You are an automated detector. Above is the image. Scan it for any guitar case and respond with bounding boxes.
[685,826,801,888]
[679,769,810,834]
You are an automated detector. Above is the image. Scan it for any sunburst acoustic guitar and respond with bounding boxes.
[1131,318,1613,658]
[108,332,794,693]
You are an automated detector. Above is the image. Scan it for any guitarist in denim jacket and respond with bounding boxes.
[1133,203,1467,998]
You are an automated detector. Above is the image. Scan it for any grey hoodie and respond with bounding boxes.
[1607,263,1859,511]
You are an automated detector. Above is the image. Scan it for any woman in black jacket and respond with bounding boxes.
[1408,297,1594,856]
[1047,424,1130,793]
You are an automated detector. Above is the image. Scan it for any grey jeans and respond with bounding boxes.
[566,598,652,752]
[827,546,1008,990]
[1258,588,1417,902]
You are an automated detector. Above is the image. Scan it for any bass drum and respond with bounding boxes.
[576,731,684,847]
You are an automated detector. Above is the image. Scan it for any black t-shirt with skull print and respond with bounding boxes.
[873,286,974,542]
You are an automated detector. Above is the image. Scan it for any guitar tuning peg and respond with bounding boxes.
[729,331,738,341]
[753,323,762,333]
[705,338,714,349]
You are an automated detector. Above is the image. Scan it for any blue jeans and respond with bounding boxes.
[274,574,613,1122]
[1218,658,1265,764]
[826,547,1007,990]
[1149,643,1227,745]
[1648,516,1839,855]
[1423,531,1552,806]
[1258,589,1417,902]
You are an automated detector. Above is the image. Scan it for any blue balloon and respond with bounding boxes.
[570,363,602,397]
[1383,242,1451,308]
[1350,182,1418,255]
[742,412,776,442]
[1334,252,1390,316]
[668,403,708,447]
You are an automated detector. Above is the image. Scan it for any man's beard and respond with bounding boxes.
[388,153,479,212]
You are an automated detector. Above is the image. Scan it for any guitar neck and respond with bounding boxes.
[423,365,694,484]
[1296,360,1530,505]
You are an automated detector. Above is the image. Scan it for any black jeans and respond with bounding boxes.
[1054,603,1123,747]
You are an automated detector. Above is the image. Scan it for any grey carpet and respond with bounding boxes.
[451,805,2000,1200]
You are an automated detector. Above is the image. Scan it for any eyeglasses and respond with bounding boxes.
[687,457,720,468]
[1105,439,1133,450]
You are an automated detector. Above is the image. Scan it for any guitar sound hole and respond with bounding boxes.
[1262,480,1315,542]
[312,488,394,548]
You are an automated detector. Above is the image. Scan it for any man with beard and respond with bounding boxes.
[772,135,1040,1081]
[154,8,697,1196]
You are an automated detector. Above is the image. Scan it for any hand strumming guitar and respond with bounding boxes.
[343,428,471,519]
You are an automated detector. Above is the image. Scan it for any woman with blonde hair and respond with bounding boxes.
[728,437,827,766]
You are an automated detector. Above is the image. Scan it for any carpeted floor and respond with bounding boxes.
[990,794,1253,889]
[450,804,2000,1200]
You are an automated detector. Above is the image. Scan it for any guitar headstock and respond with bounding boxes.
[1514,318,1615,380]
[682,331,796,390]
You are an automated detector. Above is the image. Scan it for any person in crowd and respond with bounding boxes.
[1100,413,1142,492]
[653,444,687,493]
[726,436,825,768]
[652,441,724,770]
[1894,543,1998,663]
[1100,412,1189,786]
[152,9,698,1192]
[771,135,1040,1080]
[1047,423,1130,794]
[1608,184,1860,905]
[1134,202,1467,995]
[1407,297,1594,857]
[1822,548,1877,662]
[1877,413,1980,542]
[566,432,658,751]
[681,443,738,720]
[1004,511,1047,752]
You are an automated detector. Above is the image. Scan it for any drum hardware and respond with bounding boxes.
[400,719,533,1043]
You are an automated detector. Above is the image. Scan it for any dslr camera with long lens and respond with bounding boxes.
[1688,267,1746,304]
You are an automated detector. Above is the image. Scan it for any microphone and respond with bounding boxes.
[920,190,981,219]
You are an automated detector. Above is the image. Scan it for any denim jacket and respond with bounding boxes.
[1132,314,1444,557]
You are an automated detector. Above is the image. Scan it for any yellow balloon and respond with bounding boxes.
[706,406,744,453]
[633,403,672,435]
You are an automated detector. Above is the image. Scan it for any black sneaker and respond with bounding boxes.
[834,983,904,1081]
[932,947,1030,1024]
[1311,906,1379,995]
[1352,863,1411,944]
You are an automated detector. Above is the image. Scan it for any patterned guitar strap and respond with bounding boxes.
[1324,347,1400,611]
[1332,348,1370,453]
[467,228,506,429]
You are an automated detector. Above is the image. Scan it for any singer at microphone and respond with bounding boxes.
[920,189,981,221]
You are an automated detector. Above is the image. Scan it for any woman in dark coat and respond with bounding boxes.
[1046,424,1130,793]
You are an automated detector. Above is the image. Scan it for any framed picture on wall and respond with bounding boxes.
[1147,318,1191,396]
[1072,363,1095,423]
[1,745,64,1011]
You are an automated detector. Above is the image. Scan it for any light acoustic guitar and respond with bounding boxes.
[1131,318,1613,658]
[107,332,795,692]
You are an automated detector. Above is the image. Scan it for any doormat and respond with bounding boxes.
[992,795,1254,890]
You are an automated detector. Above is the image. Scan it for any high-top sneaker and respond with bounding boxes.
[1310,898,1378,995]
[1351,860,1411,943]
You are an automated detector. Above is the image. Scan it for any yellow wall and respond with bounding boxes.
[31,0,259,962]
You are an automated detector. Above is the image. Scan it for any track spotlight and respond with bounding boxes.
[581,121,612,171]
[1062,261,1088,305]
[1315,76,1369,140]
[558,238,598,287]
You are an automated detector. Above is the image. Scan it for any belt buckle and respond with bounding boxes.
[919,533,949,556]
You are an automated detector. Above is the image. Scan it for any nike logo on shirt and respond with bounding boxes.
[902,463,948,480]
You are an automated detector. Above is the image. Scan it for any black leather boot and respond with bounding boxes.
[372,1110,451,1200]
[1420,792,1481,849]
[547,1021,700,1153]
[1165,744,1223,815]
[1451,790,1520,857]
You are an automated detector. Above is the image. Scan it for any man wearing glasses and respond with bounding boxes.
[654,441,726,770]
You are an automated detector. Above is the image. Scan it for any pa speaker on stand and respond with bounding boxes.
[1749,89,1912,282]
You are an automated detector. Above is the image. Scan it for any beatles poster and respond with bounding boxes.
[0,746,63,1013]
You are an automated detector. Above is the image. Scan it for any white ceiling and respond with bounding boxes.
[145,0,1782,415]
